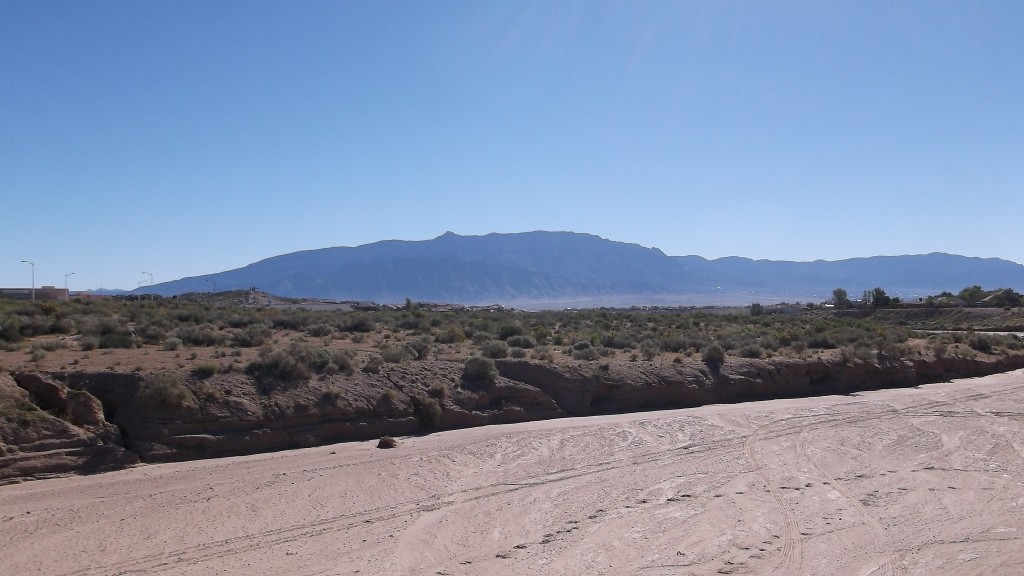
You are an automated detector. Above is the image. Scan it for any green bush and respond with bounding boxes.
[140,372,196,408]
[306,323,334,337]
[481,340,509,359]
[163,337,183,351]
[246,348,312,383]
[407,336,432,360]
[435,324,467,344]
[497,324,526,340]
[192,362,219,378]
[380,344,412,363]
[345,314,375,333]
[572,347,600,361]
[968,334,993,354]
[411,394,442,428]
[363,354,383,374]
[506,335,536,349]
[232,323,271,347]
[463,356,497,383]
[702,343,725,366]
[99,332,135,349]
[738,344,763,359]
[640,340,660,361]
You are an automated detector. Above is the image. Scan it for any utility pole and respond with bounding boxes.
[142,272,153,300]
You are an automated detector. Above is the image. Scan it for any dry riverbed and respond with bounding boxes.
[2,370,1024,575]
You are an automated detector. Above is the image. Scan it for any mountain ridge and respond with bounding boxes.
[143,231,1024,307]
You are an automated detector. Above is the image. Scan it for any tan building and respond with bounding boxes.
[0,286,69,301]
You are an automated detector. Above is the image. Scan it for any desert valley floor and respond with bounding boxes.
[3,369,1024,576]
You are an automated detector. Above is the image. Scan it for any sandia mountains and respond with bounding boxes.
[145,232,1024,307]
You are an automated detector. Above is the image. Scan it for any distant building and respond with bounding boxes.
[0,285,69,301]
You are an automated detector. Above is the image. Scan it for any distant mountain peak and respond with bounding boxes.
[144,231,1024,308]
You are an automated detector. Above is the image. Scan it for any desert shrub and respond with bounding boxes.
[640,340,660,361]
[435,324,467,344]
[702,343,725,366]
[660,336,687,353]
[509,347,527,358]
[411,394,442,428]
[363,354,383,374]
[245,343,347,384]
[28,346,47,362]
[328,349,355,373]
[377,436,398,449]
[572,347,600,361]
[407,336,432,360]
[305,323,333,338]
[968,334,993,354]
[175,324,226,347]
[79,336,99,351]
[931,341,948,357]
[232,323,271,347]
[192,362,219,379]
[497,324,526,340]
[344,314,375,333]
[163,337,183,351]
[530,348,556,362]
[428,381,450,399]
[321,385,342,404]
[806,333,837,350]
[380,344,412,363]
[35,339,63,352]
[505,335,536,349]
[738,344,763,359]
[790,341,808,353]
[0,315,24,342]
[139,372,196,408]
[138,323,167,345]
[481,340,509,359]
[471,332,494,345]
[571,340,593,351]
[463,356,497,383]
[99,332,135,349]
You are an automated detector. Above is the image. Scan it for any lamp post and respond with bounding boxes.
[65,272,76,301]
[142,272,153,300]
[21,260,34,301]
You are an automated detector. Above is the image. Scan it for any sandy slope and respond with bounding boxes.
[3,371,1024,576]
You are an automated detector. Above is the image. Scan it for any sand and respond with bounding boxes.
[3,370,1024,576]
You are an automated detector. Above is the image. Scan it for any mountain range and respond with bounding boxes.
[142,231,1024,307]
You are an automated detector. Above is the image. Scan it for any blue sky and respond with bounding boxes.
[2,1,1022,291]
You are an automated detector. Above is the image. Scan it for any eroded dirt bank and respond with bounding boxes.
[3,350,1024,484]
[2,369,1023,575]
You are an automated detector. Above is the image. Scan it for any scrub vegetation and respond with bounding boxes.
[0,289,1021,388]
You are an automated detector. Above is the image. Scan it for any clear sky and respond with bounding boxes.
[2,1,1022,291]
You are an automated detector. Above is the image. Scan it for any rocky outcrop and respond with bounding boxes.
[3,351,1024,484]
[0,373,139,485]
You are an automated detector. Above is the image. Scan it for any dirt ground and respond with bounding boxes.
[2,369,1023,576]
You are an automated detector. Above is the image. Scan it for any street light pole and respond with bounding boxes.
[21,260,34,302]
[65,272,76,301]
[142,272,153,300]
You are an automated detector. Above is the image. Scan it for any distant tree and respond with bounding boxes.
[831,288,850,308]
[870,287,892,308]
[750,302,764,316]
[957,285,985,305]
